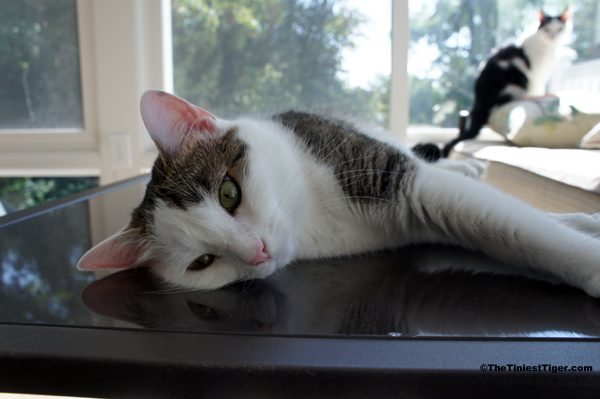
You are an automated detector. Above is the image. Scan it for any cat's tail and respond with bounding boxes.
[411,143,441,162]
[442,107,489,157]
[409,165,600,297]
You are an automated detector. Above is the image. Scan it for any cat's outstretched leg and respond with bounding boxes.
[408,164,600,297]
[549,213,600,239]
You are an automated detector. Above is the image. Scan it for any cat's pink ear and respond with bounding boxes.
[140,90,218,158]
[537,9,546,23]
[559,6,571,22]
[77,229,146,271]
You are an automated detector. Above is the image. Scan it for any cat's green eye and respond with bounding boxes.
[219,176,241,212]
[188,254,216,271]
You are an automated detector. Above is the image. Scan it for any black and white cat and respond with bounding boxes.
[78,90,600,296]
[442,8,572,157]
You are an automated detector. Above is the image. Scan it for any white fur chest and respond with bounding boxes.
[292,158,401,260]
[522,34,559,96]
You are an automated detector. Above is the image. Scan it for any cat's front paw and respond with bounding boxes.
[552,212,600,238]
[583,274,600,298]
[578,213,600,238]
[465,158,487,177]
[435,158,487,179]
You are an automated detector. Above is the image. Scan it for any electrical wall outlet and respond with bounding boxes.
[109,133,133,168]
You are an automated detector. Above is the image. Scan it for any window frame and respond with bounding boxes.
[390,0,409,140]
[0,0,98,152]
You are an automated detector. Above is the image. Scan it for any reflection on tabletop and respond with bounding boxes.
[82,245,600,338]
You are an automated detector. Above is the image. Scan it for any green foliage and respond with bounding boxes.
[572,1,600,60]
[0,177,97,212]
[0,199,96,324]
[0,0,83,128]
[172,0,389,124]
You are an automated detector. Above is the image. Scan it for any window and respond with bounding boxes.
[171,0,391,126]
[0,0,98,214]
[0,0,83,130]
[571,1,600,62]
[408,0,600,130]
[14,1,598,182]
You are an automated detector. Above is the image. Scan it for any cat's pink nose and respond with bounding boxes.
[250,241,271,266]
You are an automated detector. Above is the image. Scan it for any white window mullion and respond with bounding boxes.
[92,0,169,184]
[137,0,172,164]
[390,0,409,140]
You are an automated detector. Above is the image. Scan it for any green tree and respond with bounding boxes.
[172,0,389,124]
[0,199,96,324]
[0,0,83,128]
[0,177,97,212]
[571,1,600,61]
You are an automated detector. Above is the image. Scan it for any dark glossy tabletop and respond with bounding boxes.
[2,174,600,339]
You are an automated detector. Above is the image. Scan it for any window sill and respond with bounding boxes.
[406,127,457,144]
[406,126,505,145]
[0,150,101,177]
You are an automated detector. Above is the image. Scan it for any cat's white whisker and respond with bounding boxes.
[151,167,199,203]
[172,162,199,198]
[144,286,203,295]
[145,184,194,202]
[316,195,401,210]
[329,154,374,170]
[312,122,348,160]
[334,170,407,183]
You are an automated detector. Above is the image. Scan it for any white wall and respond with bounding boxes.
[551,59,600,114]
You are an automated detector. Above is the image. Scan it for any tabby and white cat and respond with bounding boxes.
[78,90,600,296]
[442,8,572,156]
[83,251,600,337]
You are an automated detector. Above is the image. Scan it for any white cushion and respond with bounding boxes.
[486,96,600,148]
[581,123,600,149]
